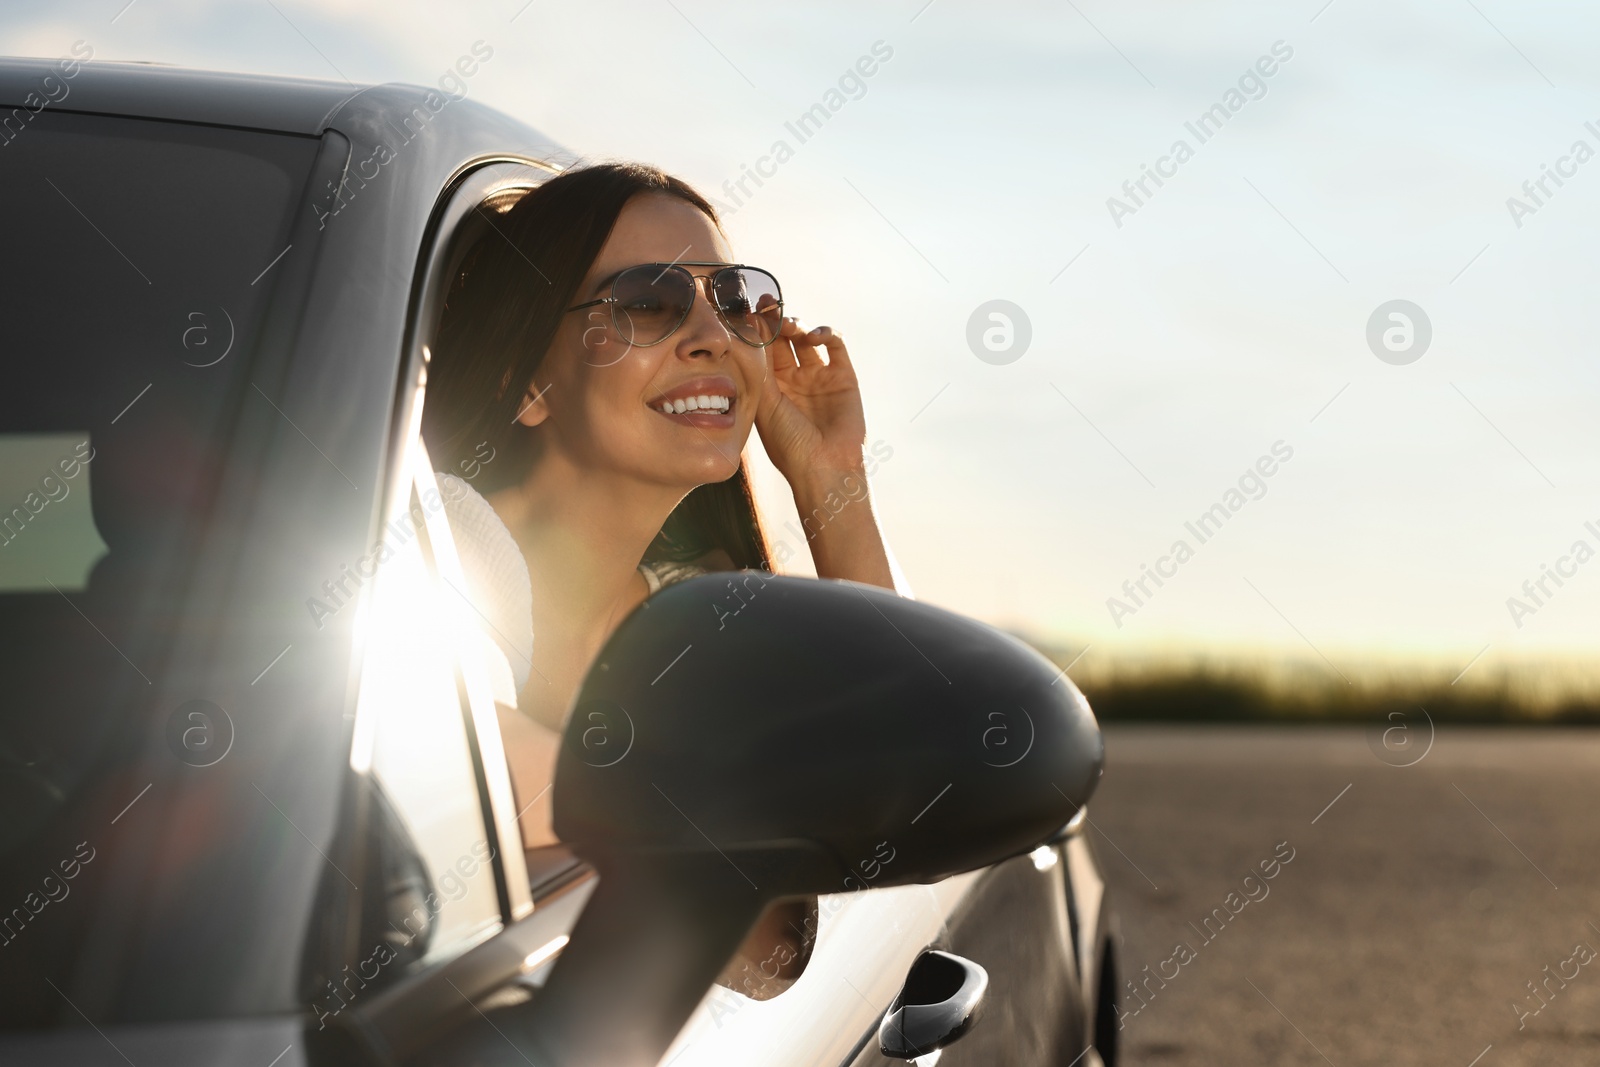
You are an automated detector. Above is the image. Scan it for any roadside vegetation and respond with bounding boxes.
[1025,643,1600,724]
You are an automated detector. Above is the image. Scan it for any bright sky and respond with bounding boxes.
[11,0,1599,679]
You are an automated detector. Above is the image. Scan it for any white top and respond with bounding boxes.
[437,472,534,707]
[436,472,708,709]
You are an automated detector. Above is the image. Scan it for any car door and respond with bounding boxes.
[339,441,1083,1067]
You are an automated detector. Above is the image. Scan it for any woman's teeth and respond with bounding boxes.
[655,395,732,415]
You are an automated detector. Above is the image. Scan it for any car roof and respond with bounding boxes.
[0,56,368,135]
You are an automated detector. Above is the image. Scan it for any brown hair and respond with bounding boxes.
[423,161,771,570]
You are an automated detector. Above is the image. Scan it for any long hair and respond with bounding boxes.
[423,161,771,571]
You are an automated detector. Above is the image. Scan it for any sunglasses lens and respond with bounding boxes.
[610,265,695,346]
[714,267,783,346]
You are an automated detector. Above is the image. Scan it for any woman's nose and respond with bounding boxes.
[678,275,732,354]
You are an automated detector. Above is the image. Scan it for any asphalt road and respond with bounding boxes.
[1089,725,1600,1067]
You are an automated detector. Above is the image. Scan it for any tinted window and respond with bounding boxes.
[0,111,318,1026]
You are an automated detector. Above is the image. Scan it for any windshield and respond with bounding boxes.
[0,110,318,1027]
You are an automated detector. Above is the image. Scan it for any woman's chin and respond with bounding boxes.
[680,453,744,487]
[641,429,750,482]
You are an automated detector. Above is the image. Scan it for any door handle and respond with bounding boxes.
[878,950,989,1060]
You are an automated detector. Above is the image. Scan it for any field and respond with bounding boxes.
[1034,645,1600,725]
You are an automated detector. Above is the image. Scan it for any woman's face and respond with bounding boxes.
[518,192,767,489]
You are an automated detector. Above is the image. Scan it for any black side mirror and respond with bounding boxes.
[487,574,1102,1066]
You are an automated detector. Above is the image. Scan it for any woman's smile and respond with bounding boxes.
[648,373,737,429]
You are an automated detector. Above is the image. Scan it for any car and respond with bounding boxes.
[0,55,1119,1067]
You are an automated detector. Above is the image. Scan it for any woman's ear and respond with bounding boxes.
[514,380,553,428]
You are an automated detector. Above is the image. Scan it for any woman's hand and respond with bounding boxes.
[754,318,868,485]
[754,317,898,592]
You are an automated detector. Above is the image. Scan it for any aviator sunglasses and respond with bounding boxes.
[565,262,784,348]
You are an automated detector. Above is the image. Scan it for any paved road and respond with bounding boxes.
[1090,725,1600,1067]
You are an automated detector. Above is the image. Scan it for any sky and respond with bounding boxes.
[9,0,1599,682]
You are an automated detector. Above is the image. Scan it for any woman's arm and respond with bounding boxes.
[717,897,818,1001]
[790,467,896,591]
[495,700,561,851]
[756,318,905,594]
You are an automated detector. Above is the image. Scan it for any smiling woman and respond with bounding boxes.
[421,161,905,999]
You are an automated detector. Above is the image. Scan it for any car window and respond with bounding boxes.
[0,111,319,1028]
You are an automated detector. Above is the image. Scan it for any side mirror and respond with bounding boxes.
[496,575,1101,1066]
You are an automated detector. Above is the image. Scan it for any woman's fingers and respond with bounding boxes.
[780,317,823,368]
[782,317,849,371]
[810,326,854,376]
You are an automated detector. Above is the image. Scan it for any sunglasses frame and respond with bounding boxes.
[564,261,785,349]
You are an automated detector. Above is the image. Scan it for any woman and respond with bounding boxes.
[422,162,903,1000]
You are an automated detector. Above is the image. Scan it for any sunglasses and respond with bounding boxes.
[565,261,784,349]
